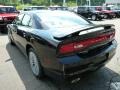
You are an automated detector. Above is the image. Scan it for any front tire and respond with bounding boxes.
[28,48,43,78]
[8,31,15,45]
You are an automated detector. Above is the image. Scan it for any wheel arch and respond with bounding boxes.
[26,44,33,56]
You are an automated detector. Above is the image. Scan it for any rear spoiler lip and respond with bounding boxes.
[54,24,115,40]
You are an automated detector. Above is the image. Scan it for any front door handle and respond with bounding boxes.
[23,33,26,37]
[14,29,17,32]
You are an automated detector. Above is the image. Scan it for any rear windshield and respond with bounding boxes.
[37,11,91,28]
[0,7,17,13]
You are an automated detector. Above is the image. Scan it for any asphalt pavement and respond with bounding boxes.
[0,19,120,90]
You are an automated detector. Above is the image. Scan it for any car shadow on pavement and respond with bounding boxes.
[6,43,120,90]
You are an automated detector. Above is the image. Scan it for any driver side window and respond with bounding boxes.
[21,14,31,26]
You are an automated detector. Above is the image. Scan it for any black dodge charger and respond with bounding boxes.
[7,10,117,82]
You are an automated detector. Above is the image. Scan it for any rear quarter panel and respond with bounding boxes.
[30,31,63,72]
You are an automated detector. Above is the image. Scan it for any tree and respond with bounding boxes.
[32,0,49,5]
[0,0,105,6]
[23,0,31,3]
[91,0,105,6]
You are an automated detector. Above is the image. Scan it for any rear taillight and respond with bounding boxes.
[58,32,115,55]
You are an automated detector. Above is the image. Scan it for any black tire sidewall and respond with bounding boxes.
[28,48,43,78]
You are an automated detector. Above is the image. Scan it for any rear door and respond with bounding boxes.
[15,14,33,54]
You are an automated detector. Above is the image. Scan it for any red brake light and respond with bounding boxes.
[58,32,115,55]
[59,43,74,54]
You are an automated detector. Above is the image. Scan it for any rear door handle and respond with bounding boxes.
[13,28,17,32]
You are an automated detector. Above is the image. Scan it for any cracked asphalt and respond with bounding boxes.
[0,19,120,90]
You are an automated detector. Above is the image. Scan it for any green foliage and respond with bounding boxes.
[16,4,32,10]
[67,1,76,6]
[31,0,105,6]
[32,0,49,6]
[91,0,105,5]
[0,0,105,9]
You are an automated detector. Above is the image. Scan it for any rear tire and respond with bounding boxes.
[91,15,97,21]
[28,48,43,78]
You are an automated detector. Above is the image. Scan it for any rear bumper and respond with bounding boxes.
[47,40,117,82]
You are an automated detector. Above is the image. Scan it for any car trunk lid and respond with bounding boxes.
[55,24,115,57]
[53,24,113,40]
